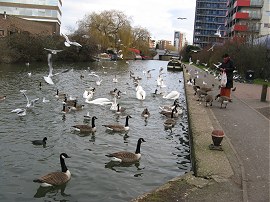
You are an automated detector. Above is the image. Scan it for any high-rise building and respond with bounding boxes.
[174,31,187,51]
[0,0,62,34]
[193,0,227,48]
[225,0,270,42]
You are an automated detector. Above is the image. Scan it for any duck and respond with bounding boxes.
[102,115,132,132]
[33,153,71,187]
[55,89,66,99]
[141,108,150,118]
[112,75,118,83]
[0,95,6,101]
[115,104,126,114]
[163,91,180,100]
[32,137,47,146]
[72,116,98,133]
[71,100,84,111]
[42,97,50,103]
[61,103,71,113]
[106,138,146,163]
[215,94,231,108]
[85,97,112,105]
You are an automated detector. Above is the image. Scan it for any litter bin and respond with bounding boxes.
[246,70,255,81]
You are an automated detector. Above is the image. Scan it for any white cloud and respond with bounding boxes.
[61,0,196,44]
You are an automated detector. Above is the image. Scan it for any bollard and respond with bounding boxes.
[260,84,268,102]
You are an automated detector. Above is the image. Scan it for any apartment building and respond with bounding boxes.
[174,31,187,51]
[225,0,270,42]
[193,0,228,48]
[0,0,62,35]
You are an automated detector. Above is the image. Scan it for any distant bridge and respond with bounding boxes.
[153,49,180,61]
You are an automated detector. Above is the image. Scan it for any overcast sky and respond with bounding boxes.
[61,0,196,44]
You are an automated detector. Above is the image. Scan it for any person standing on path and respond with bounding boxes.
[219,53,235,98]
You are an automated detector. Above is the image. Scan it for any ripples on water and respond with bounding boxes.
[0,60,191,202]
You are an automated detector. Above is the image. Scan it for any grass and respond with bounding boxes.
[253,79,270,86]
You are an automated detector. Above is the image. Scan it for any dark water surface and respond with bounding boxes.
[0,60,191,202]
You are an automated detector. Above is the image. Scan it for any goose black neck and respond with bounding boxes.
[74,101,77,107]
[91,117,96,127]
[60,156,68,172]
[125,116,129,127]
[62,104,66,111]
[135,139,142,154]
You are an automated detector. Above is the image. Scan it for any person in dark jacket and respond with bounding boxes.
[219,53,235,98]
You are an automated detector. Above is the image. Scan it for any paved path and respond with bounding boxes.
[187,65,270,202]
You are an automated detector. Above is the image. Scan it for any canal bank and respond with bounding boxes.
[131,65,247,202]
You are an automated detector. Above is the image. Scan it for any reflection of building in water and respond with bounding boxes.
[0,0,62,35]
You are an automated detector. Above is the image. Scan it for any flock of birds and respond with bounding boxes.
[0,44,186,189]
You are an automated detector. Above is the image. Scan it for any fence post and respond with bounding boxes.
[260,84,268,102]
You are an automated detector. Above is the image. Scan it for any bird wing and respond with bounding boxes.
[47,53,53,77]
[70,41,82,47]
[61,33,71,43]
[22,92,29,105]
[107,151,137,162]
[38,172,69,186]
[30,98,39,106]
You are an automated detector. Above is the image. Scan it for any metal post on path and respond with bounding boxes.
[260,84,268,102]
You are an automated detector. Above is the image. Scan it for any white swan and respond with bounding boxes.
[85,98,112,105]
[163,91,180,100]
[157,76,162,86]
[136,86,146,100]
[110,97,118,111]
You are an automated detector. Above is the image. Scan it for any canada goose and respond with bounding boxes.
[106,138,146,163]
[215,94,231,108]
[159,100,179,111]
[151,89,159,97]
[163,109,177,131]
[141,108,150,118]
[72,116,98,133]
[109,88,118,95]
[102,115,132,132]
[61,103,71,114]
[33,153,71,187]
[116,104,126,114]
[71,100,84,111]
[115,90,121,99]
[160,107,179,118]
[55,89,66,99]
[63,96,75,106]
[205,94,213,107]
[0,95,6,101]
[32,137,47,146]
[232,87,236,91]
[196,89,208,101]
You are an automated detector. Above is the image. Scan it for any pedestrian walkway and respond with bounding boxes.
[132,64,269,202]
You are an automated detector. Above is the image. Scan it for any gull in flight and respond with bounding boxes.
[44,48,63,55]
[189,57,193,65]
[11,108,26,116]
[61,33,82,47]
[177,17,187,20]
[20,90,39,108]
[213,62,222,69]
[43,53,54,85]
[207,44,216,52]
[214,25,221,37]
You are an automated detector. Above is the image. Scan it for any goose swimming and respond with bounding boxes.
[106,138,146,163]
[33,153,71,187]
[72,116,98,133]
[32,137,47,146]
[102,115,132,132]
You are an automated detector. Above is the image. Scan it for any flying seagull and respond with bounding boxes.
[214,25,221,37]
[61,33,82,47]
[44,48,63,55]
[43,53,54,85]
[177,17,187,20]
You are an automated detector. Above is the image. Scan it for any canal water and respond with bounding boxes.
[0,59,191,202]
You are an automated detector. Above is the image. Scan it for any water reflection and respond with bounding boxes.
[34,183,70,198]
[105,161,144,173]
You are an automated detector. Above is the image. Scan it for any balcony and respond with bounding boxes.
[234,0,250,7]
[250,0,264,7]
[233,12,249,19]
[233,24,248,31]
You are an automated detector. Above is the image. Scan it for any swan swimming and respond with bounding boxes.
[85,98,112,105]
[163,91,180,100]
[136,85,146,100]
